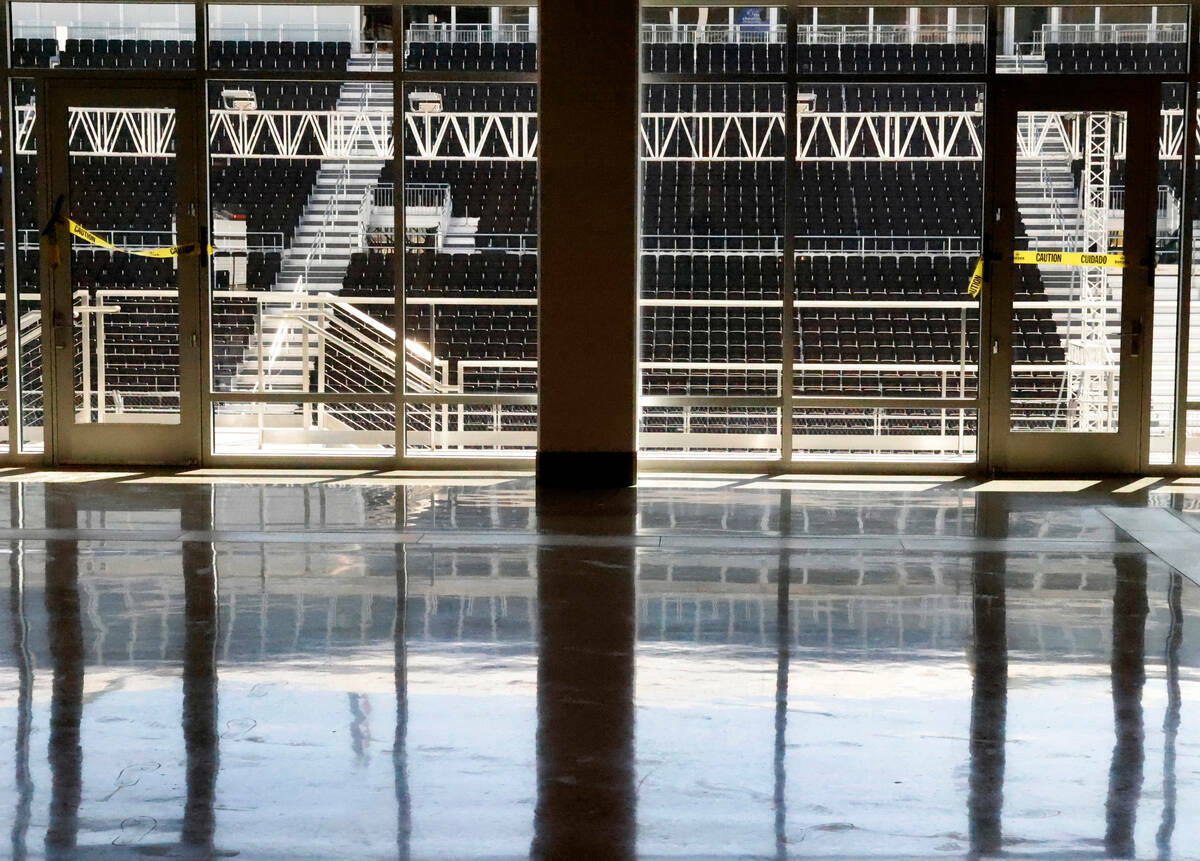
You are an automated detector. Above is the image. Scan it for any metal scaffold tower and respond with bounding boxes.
[1066,110,1117,431]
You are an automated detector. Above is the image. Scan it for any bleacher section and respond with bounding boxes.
[12,38,352,71]
[795,163,982,236]
[207,40,350,71]
[404,40,536,72]
[402,161,537,236]
[643,163,783,238]
[642,41,785,74]
[11,37,59,67]
[796,42,984,74]
[1043,42,1185,73]
[345,250,537,299]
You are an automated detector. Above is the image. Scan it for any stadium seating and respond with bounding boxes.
[1043,41,1185,73]
[405,40,536,72]
[796,41,984,74]
[11,37,59,67]
[642,40,785,74]
[58,38,197,69]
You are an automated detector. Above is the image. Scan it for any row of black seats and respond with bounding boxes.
[797,42,985,74]
[11,37,59,67]
[58,38,195,69]
[642,42,785,74]
[404,83,536,113]
[795,163,983,236]
[405,305,537,364]
[344,250,537,298]
[643,162,784,237]
[208,40,350,71]
[208,82,343,112]
[405,41,536,72]
[211,160,320,242]
[1044,42,1185,73]
[644,84,786,114]
[642,254,784,300]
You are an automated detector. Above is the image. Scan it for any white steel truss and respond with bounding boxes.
[795,111,983,161]
[14,105,538,161]
[17,104,1197,163]
[641,112,787,160]
[1071,111,1118,432]
[404,111,537,161]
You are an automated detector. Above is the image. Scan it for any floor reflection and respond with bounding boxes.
[0,478,1197,857]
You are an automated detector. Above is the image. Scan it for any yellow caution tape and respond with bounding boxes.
[964,250,1125,297]
[965,258,984,298]
[67,219,212,259]
[1011,249,1124,268]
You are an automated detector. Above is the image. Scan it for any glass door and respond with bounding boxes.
[43,82,203,465]
[988,80,1158,473]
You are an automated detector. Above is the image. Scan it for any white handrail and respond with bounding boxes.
[796,23,985,45]
[406,23,535,44]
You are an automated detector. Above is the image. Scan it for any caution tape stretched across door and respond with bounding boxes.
[41,194,212,268]
[66,218,212,259]
[965,250,1125,297]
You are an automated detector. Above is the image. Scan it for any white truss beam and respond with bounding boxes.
[404,112,537,160]
[641,112,786,160]
[14,105,538,161]
[796,111,983,161]
[16,103,1199,163]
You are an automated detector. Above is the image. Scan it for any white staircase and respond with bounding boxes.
[232,77,393,394]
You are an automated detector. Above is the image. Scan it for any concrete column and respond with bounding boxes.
[537,0,639,486]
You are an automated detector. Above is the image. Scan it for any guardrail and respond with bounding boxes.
[1039,22,1186,45]
[643,234,785,254]
[13,22,195,40]
[794,235,980,255]
[406,23,535,44]
[797,23,986,45]
[208,24,355,43]
[641,23,786,44]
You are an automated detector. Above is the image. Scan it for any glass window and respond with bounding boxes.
[11,78,43,452]
[998,4,1187,74]
[208,68,397,455]
[641,5,784,75]
[640,82,786,457]
[207,3,392,72]
[1150,83,1186,463]
[398,77,539,456]
[796,5,986,74]
[404,5,536,72]
[793,84,983,461]
[10,2,196,69]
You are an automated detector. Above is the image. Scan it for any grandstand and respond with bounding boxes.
[2,3,1196,469]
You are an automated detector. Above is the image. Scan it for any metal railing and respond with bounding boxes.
[403,182,452,210]
[794,235,980,256]
[1040,22,1187,45]
[208,24,354,43]
[406,23,535,44]
[797,23,986,45]
[14,22,196,41]
[641,23,787,44]
[643,234,785,255]
[1109,185,1173,216]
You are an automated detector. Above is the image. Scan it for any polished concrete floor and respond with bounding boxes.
[0,470,1199,859]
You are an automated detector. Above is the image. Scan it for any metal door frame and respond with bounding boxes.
[986,78,1160,474]
[41,80,203,466]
